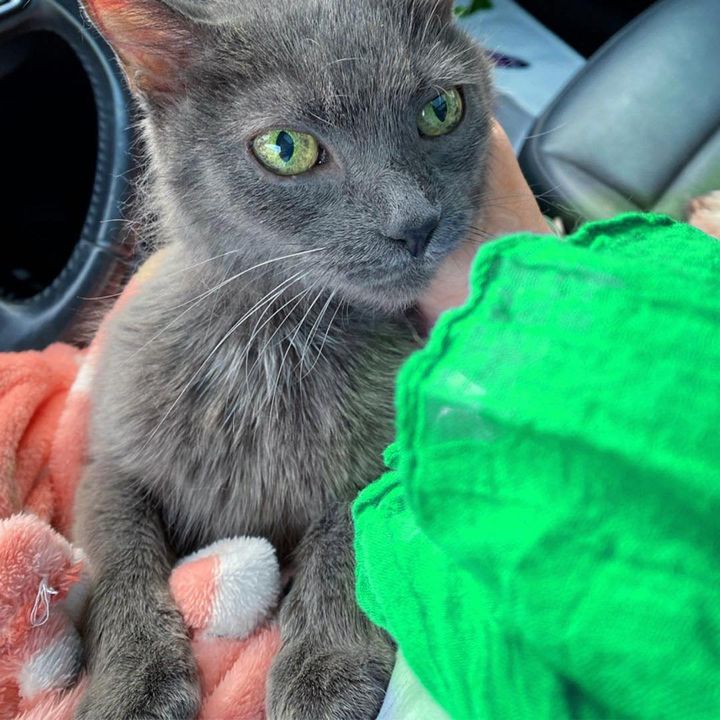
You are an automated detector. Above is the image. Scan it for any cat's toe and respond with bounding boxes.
[267,642,392,720]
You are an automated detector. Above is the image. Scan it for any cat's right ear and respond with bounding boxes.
[80,0,202,99]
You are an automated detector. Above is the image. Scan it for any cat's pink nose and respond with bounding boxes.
[388,215,440,258]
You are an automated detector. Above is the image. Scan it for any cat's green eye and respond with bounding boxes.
[252,129,320,176]
[417,88,464,137]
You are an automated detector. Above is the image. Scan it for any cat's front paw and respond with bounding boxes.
[75,645,199,720]
[266,641,391,720]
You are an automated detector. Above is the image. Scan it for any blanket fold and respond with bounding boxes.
[0,343,82,528]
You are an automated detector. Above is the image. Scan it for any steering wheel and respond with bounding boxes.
[0,0,134,350]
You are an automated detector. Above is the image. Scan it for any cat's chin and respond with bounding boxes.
[333,257,454,315]
[336,279,429,316]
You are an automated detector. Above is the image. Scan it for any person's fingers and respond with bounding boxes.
[416,229,477,332]
[686,191,720,240]
[417,120,548,330]
[477,120,549,238]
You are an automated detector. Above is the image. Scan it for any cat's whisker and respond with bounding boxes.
[239,297,281,376]
[165,248,243,278]
[174,247,326,310]
[283,283,325,353]
[246,282,318,391]
[299,289,336,375]
[313,290,339,366]
[221,277,311,427]
[132,265,284,361]
[160,247,323,318]
[128,249,324,359]
[143,271,309,446]
[324,56,362,68]
[241,281,316,381]
[272,283,326,396]
[302,292,342,380]
[262,284,319,416]
[168,274,306,418]
[238,272,311,345]
[78,291,126,301]
[99,217,137,225]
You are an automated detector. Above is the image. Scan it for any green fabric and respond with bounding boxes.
[354,213,720,720]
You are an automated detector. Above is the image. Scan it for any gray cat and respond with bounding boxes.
[73,0,492,717]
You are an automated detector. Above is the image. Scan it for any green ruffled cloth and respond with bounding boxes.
[354,214,720,720]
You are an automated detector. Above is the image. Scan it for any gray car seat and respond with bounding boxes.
[519,0,720,227]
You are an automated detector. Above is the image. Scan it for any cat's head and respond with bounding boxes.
[83,0,493,311]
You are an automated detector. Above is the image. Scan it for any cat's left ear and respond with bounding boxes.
[80,0,204,99]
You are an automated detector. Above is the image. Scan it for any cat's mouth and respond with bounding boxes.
[337,243,463,313]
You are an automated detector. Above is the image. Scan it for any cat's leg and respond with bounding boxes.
[74,461,199,720]
[267,503,395,720]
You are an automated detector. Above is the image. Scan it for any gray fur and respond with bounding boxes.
[74,0,492,717]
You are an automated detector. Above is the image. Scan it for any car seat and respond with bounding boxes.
[520,0,720,227]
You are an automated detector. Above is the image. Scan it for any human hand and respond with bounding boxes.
[419,120,549,330]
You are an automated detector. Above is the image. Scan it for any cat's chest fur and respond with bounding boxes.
[89,251,417,559]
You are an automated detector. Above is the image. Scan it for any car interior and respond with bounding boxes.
[1,0,719,352]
